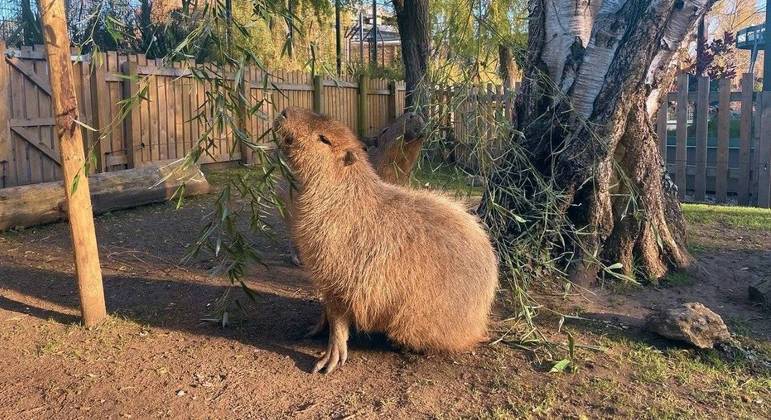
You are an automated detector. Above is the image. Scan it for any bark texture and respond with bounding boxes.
[393,0,430,111]
[498,44,517,90]
[486,0,712,283]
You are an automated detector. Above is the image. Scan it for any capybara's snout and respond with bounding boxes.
[273,107,318,147]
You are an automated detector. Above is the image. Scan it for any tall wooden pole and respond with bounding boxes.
[38,0,107,326]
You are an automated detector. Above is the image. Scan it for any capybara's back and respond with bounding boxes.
[274,107,498,371]
[366,186,498,352]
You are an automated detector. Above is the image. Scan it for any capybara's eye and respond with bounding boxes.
[319,135,332,146]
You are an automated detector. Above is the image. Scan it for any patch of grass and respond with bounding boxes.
[683,203,771,231]
[725,316,753,337]
[628,344,670,384]
[411,161,482,196]
[662,271,694,287]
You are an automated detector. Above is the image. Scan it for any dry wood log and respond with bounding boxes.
[0,160,209,231]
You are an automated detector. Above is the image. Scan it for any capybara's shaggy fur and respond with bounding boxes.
[277,112,425,266]
[274,107,498,373]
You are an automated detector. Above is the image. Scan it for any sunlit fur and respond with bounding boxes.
[275,107,498,352]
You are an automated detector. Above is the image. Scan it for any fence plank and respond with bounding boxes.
[715,78,730,202]
[90,55,108,172]
[121,61,141,168]
[738,73,753,205]
[694,76,709,202]
[675,74,689,200]
[358,75,369,138]
[0,43,12,188]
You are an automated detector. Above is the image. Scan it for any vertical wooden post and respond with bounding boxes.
[313,75,324,114]
[675,74,689,200]
[387,80,398,121]
[121,61,141,168]
[357,74,369,138]
[38,0,106,327]
[89,53,108,173]
[715,78,730,203]
[0,41,11,188]
[694,76,709,202]
[738,73,753,205]
[758,92,771,208]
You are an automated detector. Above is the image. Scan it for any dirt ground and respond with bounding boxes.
[1,191,769,419]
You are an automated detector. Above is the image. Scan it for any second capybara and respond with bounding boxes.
[274,107,498,374]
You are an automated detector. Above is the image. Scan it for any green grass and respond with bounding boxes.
[661,271,694,287]
[682,203,771,231]
[410,162,482,196]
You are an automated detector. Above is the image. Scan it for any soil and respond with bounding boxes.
[1,193,769,419]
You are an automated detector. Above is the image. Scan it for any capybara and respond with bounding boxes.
[277,112,425,266]
[274,107,498,374]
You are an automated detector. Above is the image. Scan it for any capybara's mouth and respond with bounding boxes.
[273,112,294,147]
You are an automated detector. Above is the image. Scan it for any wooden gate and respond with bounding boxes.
[1,45,63,188]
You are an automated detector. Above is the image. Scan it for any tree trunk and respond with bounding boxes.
[498,44,516,89]
[393,0,430,111]
[484,0,713,284]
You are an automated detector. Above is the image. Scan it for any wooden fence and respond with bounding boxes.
[446,75,771,208]
[2,44,770,209]
[0,43,406,189]
[655,73,771,207]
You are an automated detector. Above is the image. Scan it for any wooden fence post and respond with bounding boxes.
[38,0,107,327]
[89,53,108,172]
[675,74,689,200]
[313,75,324,114]
[0,41,11,188]
[738,73,753,205]
[121,61,141,168]
[694,76,709,202]
[758,92,771,208]
[387,80,398,121]
[358,74,369,138]
[715,78,730,202]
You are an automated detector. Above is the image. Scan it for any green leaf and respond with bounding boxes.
[70,172,80,195]
[549,359,571,373]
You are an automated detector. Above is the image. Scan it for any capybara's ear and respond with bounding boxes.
[343,149,357,166]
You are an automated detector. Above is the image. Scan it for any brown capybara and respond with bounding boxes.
[277,112,425,267]
[274,107,498,374]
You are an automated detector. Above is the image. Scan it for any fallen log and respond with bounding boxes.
[0,160,210,231]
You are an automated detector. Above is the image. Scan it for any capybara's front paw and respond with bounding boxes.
[312,337,348,374]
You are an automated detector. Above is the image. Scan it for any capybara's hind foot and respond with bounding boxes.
[304,311,328,338]
[312,338,348,374]
[312,308,349,374]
